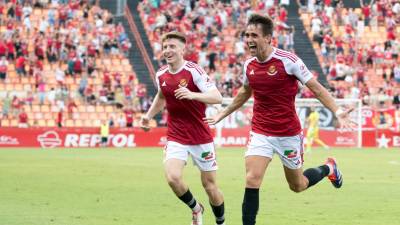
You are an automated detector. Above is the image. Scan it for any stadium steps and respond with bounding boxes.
[285,4,327,85]
[99,0,157,97]
[342,0,361,8]
[125,0,160,96]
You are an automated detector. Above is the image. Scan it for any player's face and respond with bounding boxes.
[162,38,185,65]
[245,24,272,58]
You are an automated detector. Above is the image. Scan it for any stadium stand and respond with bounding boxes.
[138,0,300,97]
[0,1,156,128]
[299,0,399,108]
[138,0,399,109]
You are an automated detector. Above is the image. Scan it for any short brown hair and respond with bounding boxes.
[247,14,274,36]
[161,31,186,44]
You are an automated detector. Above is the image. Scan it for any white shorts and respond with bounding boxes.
[246,131,304,169]
[164,141,218,172]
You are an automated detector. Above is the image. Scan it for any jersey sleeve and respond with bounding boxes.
[155,70,163,90]
[242,58,254,86]
[242,64,249,85]
[191,66,217,93]
[286,58,313,84]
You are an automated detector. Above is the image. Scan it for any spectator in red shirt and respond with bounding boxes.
[6,39,15,60]
[85,84,96,105]
[123,84,132,101]
[16,55,26,76]
[113,72,122,89]
[35,44,45,61]
[0,40,7,58]
[11,95,21,118]
[18,108,28,128]
[56,109,63,128]
[67,99,77,119]
[74,57,82,75]
[123,106,135,128]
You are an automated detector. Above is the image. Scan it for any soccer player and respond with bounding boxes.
[100,120,109,147]
[305,107,329,152]
[204,14,356,225]
[140,31,226,225]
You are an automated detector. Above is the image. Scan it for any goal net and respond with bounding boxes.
[207,98,362,148]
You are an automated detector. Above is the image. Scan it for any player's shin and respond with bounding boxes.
[211,202,225,225]
[242,188,259,225]
[178,189,202,212]
[303,165,330,188]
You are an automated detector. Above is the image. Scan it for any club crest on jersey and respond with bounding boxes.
[250,69,255,75]
[179,79,188,87]
[162,81,167,86]
[267,65,278,76]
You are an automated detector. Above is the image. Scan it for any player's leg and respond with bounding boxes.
[164,158,188,196]
[277,135,342,192]
[283,159,342,191]
[164,142,203,222]
[242,131,274,225]
[201,171,225,225]
[243,156,271,225]
[191,142,224,225]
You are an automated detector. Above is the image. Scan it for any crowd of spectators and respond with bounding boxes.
[138,0,295,97]
[0,0,149,128]
[139,0,399,110]
[301,0,399,108]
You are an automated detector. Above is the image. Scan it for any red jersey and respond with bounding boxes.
[57,112,63,123]
[156,61,216,145]
[124,109,135,124]
[67,101,77,113]
[0,42,6,55]
[242,48,313,136]
[19,112,28,123]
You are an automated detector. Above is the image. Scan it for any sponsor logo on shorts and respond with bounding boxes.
[201,151,214,160]
[284,149,297,159]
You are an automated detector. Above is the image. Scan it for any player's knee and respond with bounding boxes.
[201,178,217,193]
[246,172,263,188]
[166,173,182,187]
[289,183,305,193]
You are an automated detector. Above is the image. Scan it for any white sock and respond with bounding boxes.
[192,202,201,212]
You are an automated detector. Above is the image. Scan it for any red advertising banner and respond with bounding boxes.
[0,127,168,148]
[0,127,399,148]
[362,107,399,130]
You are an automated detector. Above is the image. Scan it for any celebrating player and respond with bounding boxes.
[204,14,356,225]
[305,107,330,152]
[140,31,226,225]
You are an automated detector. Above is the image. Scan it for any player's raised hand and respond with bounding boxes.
[174,87,195,100]
[140,115,151,132]
[336,108,357,132]
[203,112,224,125]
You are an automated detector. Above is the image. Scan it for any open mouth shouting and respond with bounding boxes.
[248,43,257,53]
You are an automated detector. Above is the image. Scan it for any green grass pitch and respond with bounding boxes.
[0,147,399,225]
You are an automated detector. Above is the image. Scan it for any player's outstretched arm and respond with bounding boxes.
[140,91,165,131]
[203,85,252,125]
[174,87,222,104]
[305,78,357,130]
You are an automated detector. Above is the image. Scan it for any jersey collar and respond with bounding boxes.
[168,60,187,74]
[255,47,276,63]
